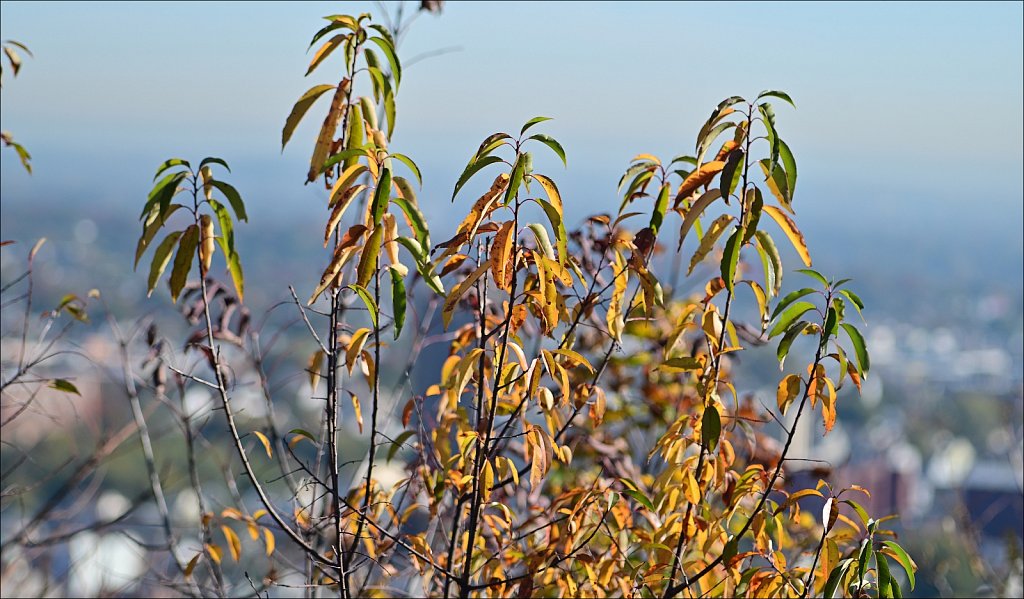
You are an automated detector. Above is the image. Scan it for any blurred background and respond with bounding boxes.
[2,1,1021,596]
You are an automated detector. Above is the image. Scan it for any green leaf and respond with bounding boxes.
[199,157,230,172]
[367,36,401,89]
[701,405,721,451]
[776,320,808,369]
[622,488,655,512]
[536,198,567,264]
[216,234,245,302]
[349,284,378,327]
[759,103,780,173]
[49,379,80,396]
[857,538,874,585]
[391,185,430,248]
[720,148,744,202]
[743,187,763,244]
[527,223,555,261]
[135,204,183,268]
[371,168,391,226]
[779,139,797,202]
[357,226,383,288]
[389,266,406,339]
[756,90,796,108]
[526,133,566,167]
[504,152,528,205]
[388,153,422,185]
[452,155,503,201]
[147,231,183,296]
[840,323,870,378]
[208,200,235,254]
[386,430,415,462]
[208,180,248,222]
[881,541,915,589]
[281,85,336,150]
[771,288,818,321]
[822,559,853,598]
[288,427,318,445]
[520,116,552,136]
[768,300,816,338]
[153,158,189,181]
[823,306,839,340]
[141,170,188,222]
[649,184,670,235]
[753,230,782,296]
[796,268,829,288]
[170,225,199,303]
[474,132,513,160]
[877,552,893,598]
[720,227,742,292]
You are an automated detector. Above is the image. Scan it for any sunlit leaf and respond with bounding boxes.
[527,133,566,167]
[389,266,406,339]
[169,225,199,303]
[762,205,810,266]
[841,323,870,378]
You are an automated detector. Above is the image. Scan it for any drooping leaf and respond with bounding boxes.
[701,404,721,451]
[389,266,406,339]
[756,89,796,108]
[720,226,742,291]
[676,189,721,248]
[357,226,383,288]
[762,205,811,266]
[841,323,870,378]
[147,231,183,296]
[253,431,272,458]
[527,133,566,167]
[688,214,734,274]
[282,84,336,150]
[208,180,248,222]
[881,541,916,590]
[776,374,801,414]
[371,167,391,226]
[367,35,401,89]
[169,225,199,303]
[753,230,783,296]
[675,160,725,203]
[306,34,346,76]
[349,284,379,328]
[388,153,422,185]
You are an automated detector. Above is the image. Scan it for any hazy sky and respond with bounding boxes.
[2,1,1022,262]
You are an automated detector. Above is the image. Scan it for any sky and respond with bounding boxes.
[1,1,1022,278]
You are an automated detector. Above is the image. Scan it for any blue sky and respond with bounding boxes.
[2,1,1022,267]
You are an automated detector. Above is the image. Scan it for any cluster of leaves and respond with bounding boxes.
[135,158,247,303]
[118,9,917,599]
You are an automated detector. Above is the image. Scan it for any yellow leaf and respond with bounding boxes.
[441,262,490,329]
[490,220,516,291]
[606,251,628,340]
[263,528,276,556]
[351,392,363,433]
[762,205,811,267]
[221,525,242,561]
[324,184,368,245]
[184,553,201,578]
[675,160,725,202]
[307,79,350,183]
[345,328,371,373]
[253,430,272,458]
[205,543,222,564]
[481,459,494,503]
[776,374,802,415]
[688,214,735,274]
[199,214,215,275]
[308,350,325,393]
